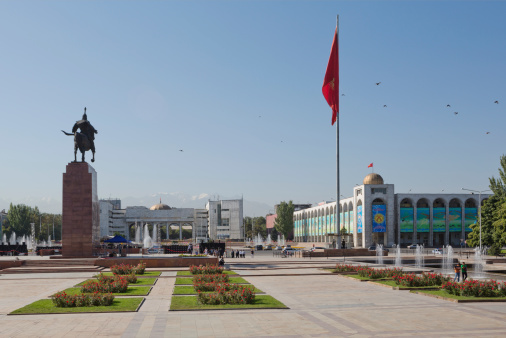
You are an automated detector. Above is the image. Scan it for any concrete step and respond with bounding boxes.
[23,258,97,267]
[0,266,104,274]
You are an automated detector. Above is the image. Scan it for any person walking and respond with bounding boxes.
[461,262,468,281]
[453,263,461,282]
[251,249,254,258]
[231,250,235,258]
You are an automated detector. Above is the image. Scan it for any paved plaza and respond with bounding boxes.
[1,253,506,337]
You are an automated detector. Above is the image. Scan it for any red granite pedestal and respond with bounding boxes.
[62,162,100,257]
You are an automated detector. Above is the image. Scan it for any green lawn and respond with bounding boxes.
[57,286,151,297]
[413,289,506,302]
[176,270,237,276]
[170,295,287,310]
[373,280,442,289]
[75,277,156,286]
[10,297,144,315]
[100,271,161,277]
[173,285,263,295]
[175,277,249,285]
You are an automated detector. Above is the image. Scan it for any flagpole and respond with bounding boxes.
[336,15,340,249]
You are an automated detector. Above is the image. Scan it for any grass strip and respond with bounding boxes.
[10,297,143,315]
[176,270,237,276]
[175,277,249,285]
[170,295,287,310]
[373,280,442,289]
[173,285,263,295]
[413,289,506,302]
[75,278,156,287]
[345,274,392,281]
[58,286,151,297]
[100,271,161,277]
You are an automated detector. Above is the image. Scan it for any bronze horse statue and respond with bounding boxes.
[62,108,98,163]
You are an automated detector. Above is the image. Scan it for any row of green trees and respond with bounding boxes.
[1,203,62,241]
[244,201,295,241]
[467,155,506,255]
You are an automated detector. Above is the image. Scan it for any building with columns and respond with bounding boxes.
[293,173,490,248]
[99,198,243,242]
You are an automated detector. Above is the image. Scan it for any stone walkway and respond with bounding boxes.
[1,258,506,337]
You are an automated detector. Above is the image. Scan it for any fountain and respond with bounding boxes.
[135,224,141,243]
[47,235,52,247]
[442,245,454,275]
[266,234,272,245]
[473,247,485,278]
[376,244,384,265]
[143,224,153,249]
[2,233,6,244]
[152,224,157,244]
[395,244,402,267]
[415,244,424,269]
[254,233,263,247]
[9,232,17,245]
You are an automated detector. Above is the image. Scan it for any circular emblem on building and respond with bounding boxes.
[374,213,384,224]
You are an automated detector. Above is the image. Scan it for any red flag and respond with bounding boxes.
[322,27,339,125]
[368,163,373,168]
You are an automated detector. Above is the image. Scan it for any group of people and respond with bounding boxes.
[231,250,247,258]
[453,262,468,282]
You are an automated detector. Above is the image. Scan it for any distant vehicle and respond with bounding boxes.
[432,249,442,255]
[407,244,419,249]
[282,247,298,256]
[255,245,263,251]
[310,246,325,252]
[147,247,162,254]
[263,245,273,250]
[274,246,282,250]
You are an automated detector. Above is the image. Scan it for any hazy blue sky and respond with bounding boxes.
[1,1,505,216]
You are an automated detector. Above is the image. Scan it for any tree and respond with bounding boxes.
[269,227,279,241]
[274,201,295,240]
[252,216,267,239]
[6,203,40,237]
[244,217,254,239]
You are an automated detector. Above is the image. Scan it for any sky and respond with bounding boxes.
[1,0,505,216]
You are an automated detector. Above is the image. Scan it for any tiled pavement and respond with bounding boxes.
[1,259,506,337]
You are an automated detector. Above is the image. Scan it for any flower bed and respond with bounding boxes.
[189,264,224,275]
[442,280,506,297]
[357,267,403,279]
[393,272,450,287]
[333,264,360,272]
[193,274,230,284]
[110,262,146,275]
[81,275,129,293]
[51,291,114,307]
[97,272,137,284]
[193,281,247,292]
[197,284,255,305]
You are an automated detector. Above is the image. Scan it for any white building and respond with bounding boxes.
[99,198,243,242]
[293,173,490,248]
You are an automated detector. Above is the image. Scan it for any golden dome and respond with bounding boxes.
[363,173,384,185]
[150,203,171,210]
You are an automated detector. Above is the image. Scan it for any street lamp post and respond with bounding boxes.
[461,188,491,251]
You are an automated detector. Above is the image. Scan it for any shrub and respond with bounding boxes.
[190,264,224,275]
[193,274,229,284]
[442,281,460,295]
[333,264,359,272]
[134,262,146,275]
[357,267,402,279]
[197,285,255,305]
[110,263,133,275]
[81,275,129,293]
[193,281,246,293]
[393,272,450,287]
[51,291,114,307]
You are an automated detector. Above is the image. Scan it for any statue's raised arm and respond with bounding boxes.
[62,107,97,163]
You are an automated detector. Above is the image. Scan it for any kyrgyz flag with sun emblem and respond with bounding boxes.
[322,27,339,125]
[372,205,386,232]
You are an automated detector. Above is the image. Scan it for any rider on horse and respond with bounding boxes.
[72,108,98,154]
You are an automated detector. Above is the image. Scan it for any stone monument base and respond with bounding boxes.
[62,162,100,257]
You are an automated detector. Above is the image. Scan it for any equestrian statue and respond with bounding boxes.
[61,107,98,163]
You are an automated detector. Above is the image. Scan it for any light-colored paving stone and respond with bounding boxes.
[1,256,506,337]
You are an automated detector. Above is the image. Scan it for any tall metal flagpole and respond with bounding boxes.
[336,15,340,249]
